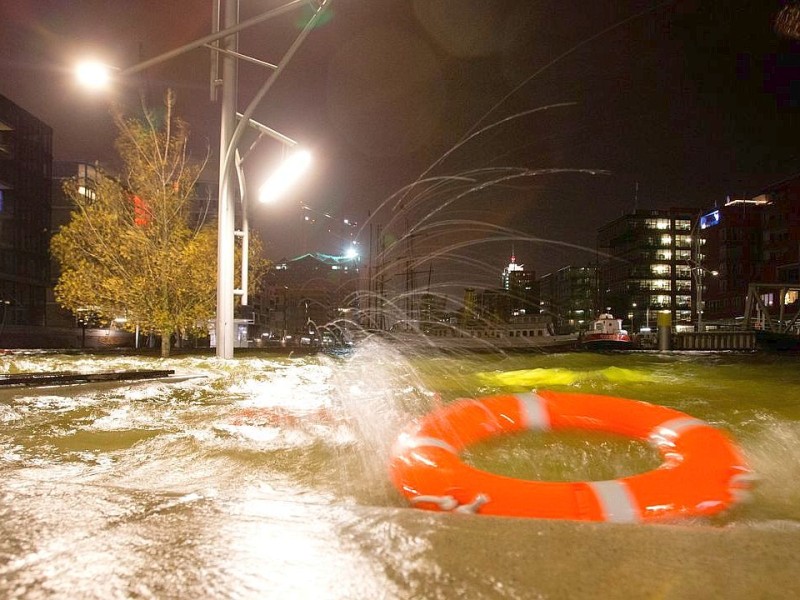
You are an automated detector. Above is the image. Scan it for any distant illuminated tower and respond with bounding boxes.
[502,251,525,290]
[501,250,537,316]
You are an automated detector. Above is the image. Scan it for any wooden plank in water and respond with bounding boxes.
[0,370,176,387]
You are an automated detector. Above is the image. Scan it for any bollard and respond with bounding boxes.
[657,310,672,351]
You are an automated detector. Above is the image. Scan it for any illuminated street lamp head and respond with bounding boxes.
[258,150,312,203]
[75,60,113,90]
[345,245,358,260]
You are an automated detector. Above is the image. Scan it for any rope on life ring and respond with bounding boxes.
[388,391,755,522]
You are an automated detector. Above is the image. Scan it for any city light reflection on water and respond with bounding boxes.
[1,342,799,598]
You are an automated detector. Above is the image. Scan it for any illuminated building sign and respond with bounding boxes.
[700,210,720,229]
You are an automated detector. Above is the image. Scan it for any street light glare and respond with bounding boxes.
[76,60,112,90]
[258,150,312,203]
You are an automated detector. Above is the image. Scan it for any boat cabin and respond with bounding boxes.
[591,313,627,335]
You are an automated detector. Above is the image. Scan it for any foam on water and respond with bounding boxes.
[3,347,800,598]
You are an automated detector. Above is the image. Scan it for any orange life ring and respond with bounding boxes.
[389,391,754,522]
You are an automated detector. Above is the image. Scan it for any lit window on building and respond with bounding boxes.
[651,279,671,290]
[651,264,671,276]
[645,218,670,230]
[77,185,96,200]
[660,234,672,246]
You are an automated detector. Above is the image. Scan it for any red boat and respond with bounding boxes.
[581,312,633,350]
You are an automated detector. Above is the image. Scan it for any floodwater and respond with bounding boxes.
[1,341,799,599]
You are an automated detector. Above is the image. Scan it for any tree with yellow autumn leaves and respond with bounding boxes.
[51,92,266,356]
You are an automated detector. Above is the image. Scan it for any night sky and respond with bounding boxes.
[1,0,799,290]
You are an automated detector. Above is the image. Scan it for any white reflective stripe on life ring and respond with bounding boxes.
[407,436,458,455]
[649,417,708,446]
[589,480,640,523]
[515,392,551,431]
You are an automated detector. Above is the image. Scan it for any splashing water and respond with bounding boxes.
[2,344,800,597]
[4,5,799,595]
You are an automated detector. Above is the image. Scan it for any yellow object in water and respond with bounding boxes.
[598,366,652,383]
[477,366,651,388]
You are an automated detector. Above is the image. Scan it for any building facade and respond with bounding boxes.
[699,197,768,322]
[0,95,52,327]
[701,180,800,323]
[47,161,101,328]
[253,252,360,344]
[538,265,599,332]
[597,208,697,331]
[759,178,800,285]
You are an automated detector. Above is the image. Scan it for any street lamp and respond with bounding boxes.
[258,149,312,204]
[75,60,114,90]
[75,0,330,359]
[344,244,359,260]
[691,211,722,333]
[694,265,719,333]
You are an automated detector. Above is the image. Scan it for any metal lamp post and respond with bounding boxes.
[692,213,705,333]
[695,266,719,333]
[77,0,330,359]
[696,266,705,333]
[692,213,720,333]
[216,0,239,359]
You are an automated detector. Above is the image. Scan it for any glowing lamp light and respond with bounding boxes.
[258,150,312,203]
[345,245,358,260]
[75,60,113,90]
